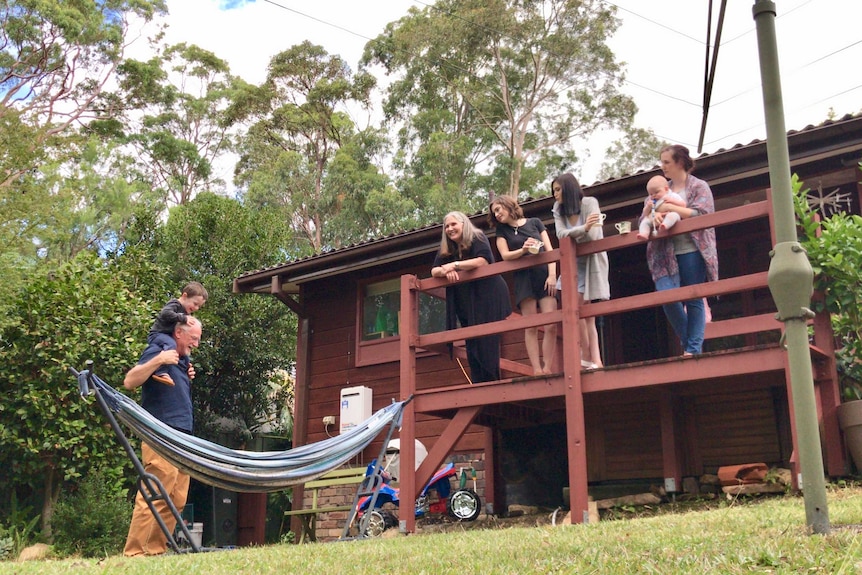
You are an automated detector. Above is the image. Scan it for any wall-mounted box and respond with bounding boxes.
[340,386,372,434]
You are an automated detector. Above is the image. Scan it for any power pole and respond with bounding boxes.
[753,0,830,534]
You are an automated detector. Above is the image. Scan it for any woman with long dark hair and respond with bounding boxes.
[552,173,609,369]
[642,144,719,355]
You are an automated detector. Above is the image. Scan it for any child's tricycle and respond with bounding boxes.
[354,445,481,537]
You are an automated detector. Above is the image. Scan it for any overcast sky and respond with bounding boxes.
[132,0,862,184]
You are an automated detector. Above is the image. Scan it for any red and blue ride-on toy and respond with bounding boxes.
[356,461,482,537]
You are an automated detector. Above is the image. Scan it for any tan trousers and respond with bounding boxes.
[123,443,190,556]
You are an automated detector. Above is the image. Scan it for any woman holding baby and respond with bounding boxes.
[644,144,719,356]
[552,173,609,370]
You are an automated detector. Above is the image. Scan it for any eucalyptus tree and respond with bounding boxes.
[0,0,167,191]
[363,0,638,199]
[598,127,668,181]
[0,0,166,328]
[230,41,384,252]
[111,42,239,205]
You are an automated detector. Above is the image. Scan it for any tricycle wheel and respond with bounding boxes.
[447,489,481,521]
[363,510,387,537]
[363,510,397,537]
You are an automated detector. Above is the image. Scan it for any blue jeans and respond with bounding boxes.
[655,251,707,354]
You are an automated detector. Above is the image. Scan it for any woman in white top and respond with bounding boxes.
[552,173,610,369]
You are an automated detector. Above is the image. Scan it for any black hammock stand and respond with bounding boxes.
[72,361,407,552]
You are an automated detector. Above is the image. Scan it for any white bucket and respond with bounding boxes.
[189,522,203,548]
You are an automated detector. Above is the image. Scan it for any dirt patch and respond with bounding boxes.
[412,491,786,535]
[416,509,557,535]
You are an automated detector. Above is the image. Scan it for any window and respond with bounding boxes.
[361,278,447,341]
[357,278,447,365]
[362,279,401,340]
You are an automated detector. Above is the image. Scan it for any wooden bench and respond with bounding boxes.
[283,467,368,543]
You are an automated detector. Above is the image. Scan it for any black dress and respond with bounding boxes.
[495,218,550,308]
[433,233,512,383]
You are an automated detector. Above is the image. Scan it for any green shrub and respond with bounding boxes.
[51,469,132,558]
[793,170,862,401]
[0,527,13,561]
[0,493,41,561]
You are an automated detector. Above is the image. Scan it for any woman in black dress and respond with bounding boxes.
[489,196,557,375]
[431,211,512,383]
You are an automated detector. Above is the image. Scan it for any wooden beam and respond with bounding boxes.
[271,276,305,317]
[414,406,482,495]
[413,378,567,413]
[289,317,311,538]
[659,388,682,493]
[584,273,770,319]
[581,347,787,393]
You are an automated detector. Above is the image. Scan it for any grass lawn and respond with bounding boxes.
[4,484,862,574]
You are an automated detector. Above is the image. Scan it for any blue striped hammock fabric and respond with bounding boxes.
[79,371,404,493]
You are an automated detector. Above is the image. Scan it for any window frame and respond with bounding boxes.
[355,276,446,367]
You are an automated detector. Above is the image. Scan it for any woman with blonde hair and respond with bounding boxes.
[431,211,512,383]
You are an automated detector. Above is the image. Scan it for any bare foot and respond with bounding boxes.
[636,232,649,240]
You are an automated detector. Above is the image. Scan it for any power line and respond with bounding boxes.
[259,0,376,44]
[254,0,858,152]
[600,1,703,45]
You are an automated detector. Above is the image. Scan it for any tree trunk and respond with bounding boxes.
[41,467,60,540]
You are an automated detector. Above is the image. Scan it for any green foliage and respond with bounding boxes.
[0,0,168,190]
[0,251,154,533]
[363,0,636,198]
[0,491,41,561]
[232,41,383,252]
[793,171,862,400]
[598,127,669,180]
[113,42,239,205]
[0,530,11,561]
[154,193,297,437]
[51,469,132,558]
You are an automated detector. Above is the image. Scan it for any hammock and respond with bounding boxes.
[76,369,406,493]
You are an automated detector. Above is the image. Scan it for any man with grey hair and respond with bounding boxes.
[123,316,202,556]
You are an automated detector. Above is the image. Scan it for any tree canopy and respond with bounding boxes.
[362,0,638,201]
[231,41,388,251]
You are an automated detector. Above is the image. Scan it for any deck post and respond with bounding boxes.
[558,238,590,522]
[399,273,419,534]
[659,389,682,493]
[812,306,845,476]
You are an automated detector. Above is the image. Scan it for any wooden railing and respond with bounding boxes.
[401,199,790,385]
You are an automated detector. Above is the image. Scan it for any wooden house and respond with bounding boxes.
[234,114,862,540]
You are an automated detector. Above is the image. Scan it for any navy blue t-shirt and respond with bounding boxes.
[138,343,193,433]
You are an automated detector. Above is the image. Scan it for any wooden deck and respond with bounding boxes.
[393,198,843,532]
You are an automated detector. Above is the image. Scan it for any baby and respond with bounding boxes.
[637,175,687,240]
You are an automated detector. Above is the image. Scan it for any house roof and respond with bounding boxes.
[234,113,862,297]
